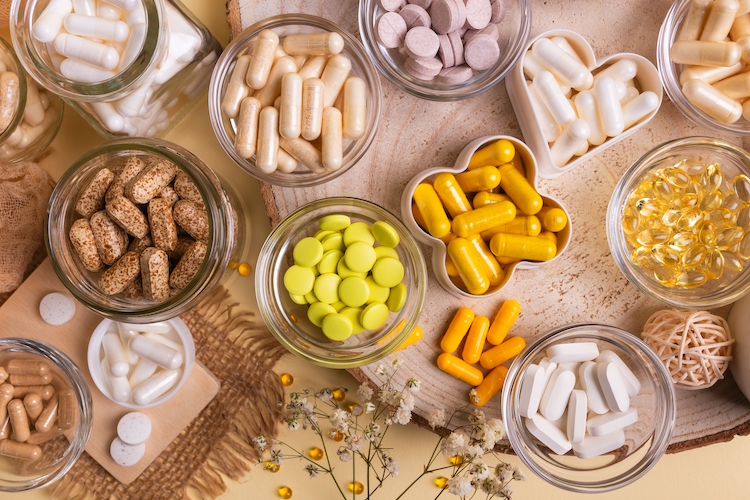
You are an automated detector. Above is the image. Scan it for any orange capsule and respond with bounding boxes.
[413,183,451,239]
[437,353,484,386]
[433,172,472,217]
[472,365,508,406]
[487,299,521,345]
[441,307,475,353]
[479,336,526,370]
[447,238,490,295]
[452,201,516,238]
[394,325,423,352]
[462,315,489,364]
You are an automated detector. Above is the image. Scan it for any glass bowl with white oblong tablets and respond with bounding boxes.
[256,197,427,368]
[501,323,675,493]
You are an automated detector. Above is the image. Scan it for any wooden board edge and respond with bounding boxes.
[226,0,242,40]
[260,181,282,228]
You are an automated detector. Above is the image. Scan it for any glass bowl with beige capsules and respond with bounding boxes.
[0,338,92,492]
[208,14,382,187]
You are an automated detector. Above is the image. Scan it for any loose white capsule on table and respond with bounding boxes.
[519,364,546,419]
[33,0,73,43]
[525,413,572,455]
[596,362,629,413]
[539,367,576,421]
[129,335,183,370]
[132,369,181,406]
[54,33,120,71]
[63,14,130,42]
[102,332,130,377]
[534,70,576,127]
[221,55,251,119]
[531,37,593,91]
[587,407,638,437]
[594,76,624,137]
[342,77,366,140]
[279,72,303,140]
[566,389,587,444]
[550,119,590,167]
[320,54,351,108]
[235,96,262,159]
[572,429,625,460]
[301,77,324,141]
[246,29,280,90]
[574,90,606,146]
[256,105,280,174]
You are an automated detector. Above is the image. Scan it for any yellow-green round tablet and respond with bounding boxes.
[283,265,315,295]
[338,276,370,308]
[371,257,405,288]
[293,237,324,267]
[387,282,407,312]
[308,302,336,327]
[289,293,308,305]
[315,229,336,241]
[331,300,347,312]
[343,222,375,246]
[304,290,319,304]
[320,214,351,231]
[321,232,345,251]
[317,249,343,274]
[340,307,365,334]
[371,221,400,248]
[365,276,390,304]
[313,273,342,304]
[344,241,377,273]
[360,302,389,330]
[322,313,353,341]
[337,258,368,279]
[375,246,399,261]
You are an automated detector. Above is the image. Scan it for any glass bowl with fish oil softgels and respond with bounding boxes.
[607,136,750,309]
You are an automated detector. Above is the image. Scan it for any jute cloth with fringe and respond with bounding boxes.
[50,287,287,500]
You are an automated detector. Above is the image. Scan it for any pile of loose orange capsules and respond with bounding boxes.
[436,300,525,406]
[411,138,569,295]
[623,159,750,288]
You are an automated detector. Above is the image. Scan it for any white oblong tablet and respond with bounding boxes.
[567,389,587,444]
[39,292,76,325]
[595,350,642,397]
[597,362,630,413]
[525,414,572,455]
[539,367,576,421]
[587,407,638,437]
[546,342,599,364]
[572,429,625,460]
[578,361,609,414]
[117,412,152,445]
[519,364,546,419]
[110,436,146,466]
[538,357,557,386]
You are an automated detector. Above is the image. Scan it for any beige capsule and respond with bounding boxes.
[141,247,170,302]
[57,387,76,430]
[0,439,42,461]
[23,81,46,127]
[0,71,19,133]
[221,54,252,119]
[69,218,105,271]
[34,394,58,433]
[301,78,325,141]
[0,415,9,440]
[90,210,129,265]
[106,195,150,238]
[17,107,58,149]
[293,54,308,70]
[173,170,202,203]
[700,0,739,42]
[321,54,351,108]
[23,393,43,423]
[235,96,262,159]
[99,251,141,295]
[297,55,328,81]
[173,200,208,243]
[0,366,6,384]
[7,360,49,376]
[9,373,52,386]
[256,105,280,174]
[0,383,13,423]
[27,426,65,445]
[254,56,297,108]
[148,197,178,251]
[106,156,146,203]
[283,32,345,56]
[169,240,207,290]
[670,40,742,66]
[128,233,153,254]
[125,160,178,204]
[75,168,114,218]
[8,399,30,442]
[245,29,279,90]
[158,185,180,206]
[321,107,343,171]
[13,384,54,400]
[343,77,367,140]
[279,136,326,174]
[279,72,302,140]
[277,147,299,173]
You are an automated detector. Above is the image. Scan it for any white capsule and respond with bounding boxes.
[593,59,638,83]
[277,147,299,173]
[595,350,642,397]
[279,72,302,139]
[117,321,172,334]
[92,102,124,133]
[254,56,297,108]
[102,332,130,377]
[115,327,140,365]
[33,0,73,43]
[620,86,640,106]
[117,77,154,117]
[518,364,546,419]
[597,362,630,413]
[96,2,121,20]
[72,0,96,16]
[117,22,146,72]
[17,109,58,149]
[622,90,659,130]
[101,358,132,403]
[578,361,610,415]
[534,71,576,126]
[55,33,120,70]
[129,335,183,370]
[532,37,593,91]
[522,50,545,80]
[132,369,181,406]
[527,81,562,143]
[221,55,251,119]
[573,429,625,460]
[46,42,65,71]
[587,407,638,437]
[143,332,184,357]
[550,119,591,167]
[297,55,327,81]
[547,342,599,364]
[594,76,624,137]
[168,32,200,64]
[574,90,606,146]
[679,61,745,86]
[539,367,576,421]
[550,36,585,64]
[155,56,188,84]
[64,13,129,42]
[525,413,572,455]
[23,83,46,127]
[60,58,115,82]
[128,357,158,389]
[103,0,139,11]
[614,79,626,100]
[126,3,145,25]
[256,105,280,174]
[566,389,587,444]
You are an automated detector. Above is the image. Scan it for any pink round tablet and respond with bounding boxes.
[464,23,500,42]
[408,0,433,8]
[437,33,454,67]
[447,30,464,66]
[404,26,440,60]
[378,0,405,11]
[464,33,500,71]
[407,56,443,76]
[439,64,473,84]
[405,59,437,80]
[490,0,507,23]
[429,0,458,34]
[377,12,408,49]
[463,0,492,30]
[399,4,432,29]
[452,0,467,32]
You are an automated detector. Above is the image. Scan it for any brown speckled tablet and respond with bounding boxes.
[404,26,440,60]
[140,247,170,302]
[429,0,459,34]
[173,200,208,243]
[438,33,454,67]
[376,12,408,49]
[464,33,499,70]
[173,170,202,204]
[165,236,195,262]
[158,185,180,206]
[463,0,491,30]
[99,252,140,295]
[125,160,177,205]
[75,168,114,218]
[148,197,178,251]
[106,156,145,203]
[106,195,150,239]
[438,64,474,84]
[399,4,431,29]
[169,241,207,291]
[128,234,153,254]
[69,219,104,272]
[490,0,506,23]
[448,30,465,66]
[90,211,128,266]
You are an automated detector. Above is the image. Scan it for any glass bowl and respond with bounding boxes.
[0,338,92,492]
[607,136,750,309]
[358,0,530,101]
[256,197,427,368]
[658,0,750,134]
[208,14,382,187]
[501,324,676,493]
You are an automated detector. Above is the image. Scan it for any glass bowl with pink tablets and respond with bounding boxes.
[256,197,427,368]
[658,0,750,133]
[208,14,382,188]
[359,0,530,100]
[501,324,676,493]
[0,338,92,492]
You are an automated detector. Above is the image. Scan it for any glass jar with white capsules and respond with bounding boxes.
[208,14,382,187]
[0,36,62,162]
[9,0,221,139]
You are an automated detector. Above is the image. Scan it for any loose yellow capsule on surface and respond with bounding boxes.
[436,352,484,386]
[238,262,252,276]
[441,307,475,353]
[468,139,515,169]
[487,299,521,345]
[277,486,293,499]
[348,482,365,495]
[434,476,449,489]
[265,461,281,472]
[479,336,526,370]
[462,315,489,365]
[447,238,491,295]
[472,365,508,406]
[332,388,347,401]
[309,447,324,460]
[279,373,294,386]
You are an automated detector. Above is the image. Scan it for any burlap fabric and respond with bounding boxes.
[50,287,287,499]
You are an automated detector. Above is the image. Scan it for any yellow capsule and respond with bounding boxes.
[468,139,515,169]
[436,352,484,386]
[723,249,745,271]
[538,230,558,246]
[631,246,656,267]
[672,231,698,249]
[722,193,744,212]
[652,244,682,269]
[682,244,708,268]
[637,215,660,232]
[685,180,704,201]
[472,191,512,209]
[455,166,501,193]
[536,206,568,232]
[452,201,516,238]
[277,486,293,499]
[265,461,281,472]
[661,209,683,227]
[676,208,703,231]
[481,215,542,240]
[636,227,673,246]
[290,314,299,323]
[447,238,491,295]
[737,206,750,230]
[664,166,691,188]
[676,269,709,287]
[434,476,449,489]
[673,192,700,209]
[701,163,722,193]
[708,208,734,226]
[479,336,526,370]
[228,260,239,269]
[739,233,750,259]
[735,173,750,202]
[330,430,345,441]
[622,205,640,234]
[465,234,504,287]
[450,274,468,291]
[489,233,557,261]
[446,255,460,277]
[238,262,252,276]
[472,365,508,407]
[462,315,489,364]
[279,373,294,386]
[412,202,428,231]
[487,299,520,345]
[700,191,723,211]
[449,454,464,465]
[413,183,451,239]
[677,158,707,176]
[441,307,475,353]
[716,226,744,248]
[635,198,666,217]
[332,388,346,401]
[348,482,364,495]
[309,447,324,460]
[698,221,717,245]
[498,164,542,215]
[394,325,423,352]
[653,178,676,200]
[653,264,678,286]
[433,172,472,218]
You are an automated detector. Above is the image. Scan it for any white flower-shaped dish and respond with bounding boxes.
[506,29,663,179]
[401,135,572,299]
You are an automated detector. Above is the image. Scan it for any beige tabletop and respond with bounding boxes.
[12,0,750,499]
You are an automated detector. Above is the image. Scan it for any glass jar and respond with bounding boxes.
[10,0,221,139]
[0,36,62,162]
[46,138,246,323]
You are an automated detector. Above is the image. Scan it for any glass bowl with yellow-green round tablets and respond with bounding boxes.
[256,197,427,368]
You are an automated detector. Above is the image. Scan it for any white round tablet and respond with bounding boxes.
[117,412,152,445]
[39,293,76,325]
[110,437,146,466]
